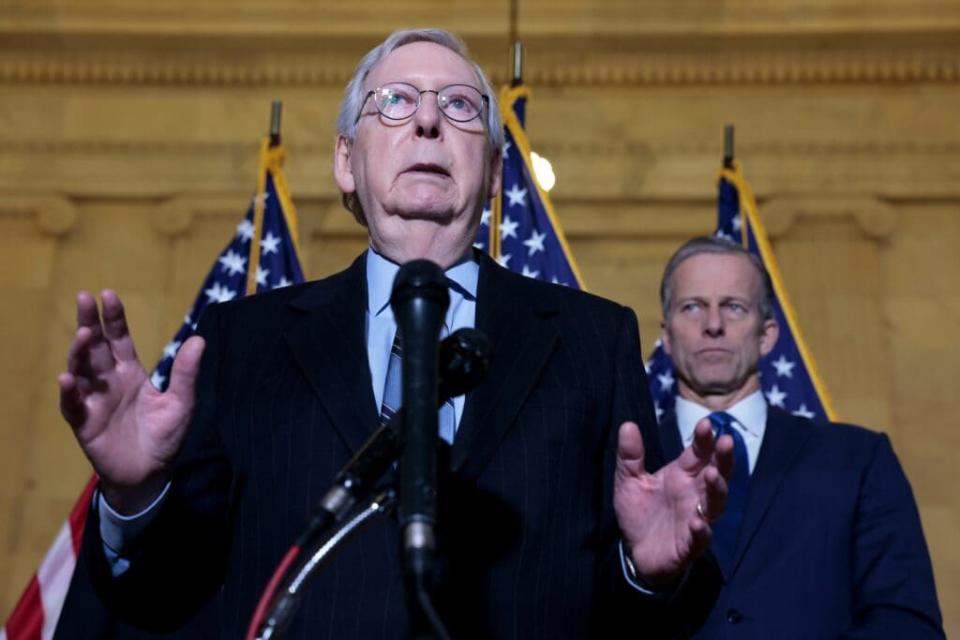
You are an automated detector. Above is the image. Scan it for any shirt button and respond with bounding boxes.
[726,609,743,624]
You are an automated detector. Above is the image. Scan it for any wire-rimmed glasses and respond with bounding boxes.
[355,82,489,125]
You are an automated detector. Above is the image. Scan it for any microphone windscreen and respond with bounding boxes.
[390,259,448,309]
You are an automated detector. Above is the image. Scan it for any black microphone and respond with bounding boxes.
[438,328,491,400]
[389,259,450,583]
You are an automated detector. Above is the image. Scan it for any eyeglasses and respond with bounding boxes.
[355,82,489,125]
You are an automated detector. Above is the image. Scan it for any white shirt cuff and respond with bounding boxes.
[97,482,171,576]
[619,540,691,597]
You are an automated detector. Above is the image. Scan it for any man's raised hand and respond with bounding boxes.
[613,418,733,586]
[58,290,204,514]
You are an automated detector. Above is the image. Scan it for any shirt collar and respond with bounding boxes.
[366,247,478,318]
[675,389,767,444]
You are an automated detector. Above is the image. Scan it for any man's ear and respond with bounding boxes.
[660,320,672,356]
[758,318,779,357]
[487,153,503,200]
[333,135,356,194]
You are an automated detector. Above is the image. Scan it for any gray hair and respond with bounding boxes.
[660,235,775,321]
[335,29,504,224]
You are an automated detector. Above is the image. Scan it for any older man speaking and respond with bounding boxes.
[57,29,729,638]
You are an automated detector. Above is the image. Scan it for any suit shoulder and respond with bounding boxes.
[209,258,361,317]
[210,279,313,316]
[772,408,890,456]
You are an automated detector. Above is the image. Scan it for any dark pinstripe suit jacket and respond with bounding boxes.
[63,252,720,639]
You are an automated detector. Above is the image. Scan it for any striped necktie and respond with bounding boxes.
[379,330,458,444]
[709,411,750,574]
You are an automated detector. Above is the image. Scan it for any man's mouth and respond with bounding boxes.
[697,348,732,359]
[404,163,451,177]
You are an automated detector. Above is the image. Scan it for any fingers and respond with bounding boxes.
[691,417,717,460]
[676,417,717,473]
[69,289,144,379]
[58,372,87,428]
[615,421,646,480]
[713,433,735,482]
[65,325,95,377]
[166,336,205,404]
[688,509,713,556]
[75,290,102,336]
[99,289,139,363]
[698,464,729,522]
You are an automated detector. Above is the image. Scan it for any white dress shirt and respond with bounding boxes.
[675,390,768,475]
[365,248,477,436]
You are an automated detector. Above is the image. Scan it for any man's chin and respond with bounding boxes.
[386,201,459,224]
[686,374,742,397]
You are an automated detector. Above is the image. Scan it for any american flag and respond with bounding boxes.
[150,140,305,391]
[475,85,585,289]
[2,139,305,639]
[645,159,837,423]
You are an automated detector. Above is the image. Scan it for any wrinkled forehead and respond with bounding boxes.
[364,41,482,92]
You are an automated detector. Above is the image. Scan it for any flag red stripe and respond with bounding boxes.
[3,575,43,640]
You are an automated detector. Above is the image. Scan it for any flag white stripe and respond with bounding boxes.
[36,521,77,640]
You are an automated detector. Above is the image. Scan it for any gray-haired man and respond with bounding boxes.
[58,30,729,638]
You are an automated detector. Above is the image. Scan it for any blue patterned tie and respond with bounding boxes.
[379,330,457,445]
[709,411,749,574]
[379,333,404,427]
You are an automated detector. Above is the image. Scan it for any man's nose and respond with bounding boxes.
[704,305,724,337]
[414,91,442,139]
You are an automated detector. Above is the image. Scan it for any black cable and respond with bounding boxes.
[414,571,452,640]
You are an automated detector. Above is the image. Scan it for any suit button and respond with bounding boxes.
[726,609,743,624]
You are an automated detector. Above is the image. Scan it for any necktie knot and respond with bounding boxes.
[380,326,457,444]
[709,410,737,435]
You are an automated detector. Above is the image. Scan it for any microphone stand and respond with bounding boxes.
[390,260,450,639]
[252,489,398,640]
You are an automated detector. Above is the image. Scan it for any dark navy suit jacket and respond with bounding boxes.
[57,252,720,639]
[660,407,943,639]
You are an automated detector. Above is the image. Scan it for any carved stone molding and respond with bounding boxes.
[759,196,897,240]
[153,194,250,237]
[2,44,958,87]
[0,194,78,236]
[0,139,323,157]
[4,138,958,163]
[4,0,960,42]
[523,47,960,87]
[536,140,960,159]
[0,50,356,87]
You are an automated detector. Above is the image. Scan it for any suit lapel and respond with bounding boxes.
[283,254,381,455]
[728,409,814,575]
[451,254,560,479]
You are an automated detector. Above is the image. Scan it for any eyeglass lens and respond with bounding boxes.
[373,83,484,122]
